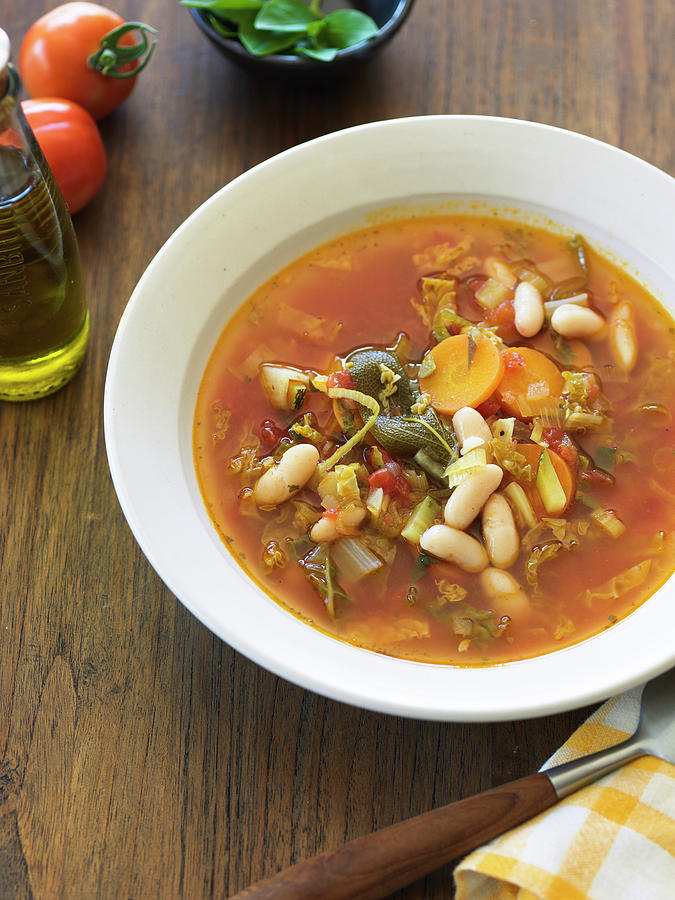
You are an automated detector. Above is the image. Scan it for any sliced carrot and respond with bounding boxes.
[418,334,504,416]
[516,442,575,514]
[495,346,564,418]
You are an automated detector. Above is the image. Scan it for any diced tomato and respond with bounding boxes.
[484,299,518,341]
[542,428,578,466]
[258,418,285,447]
[368,467,397,492]
[501,349,527,370]
[588,383,600,403]
[368,460,410,497]
[327,370,354,391]
[476,394,501,417]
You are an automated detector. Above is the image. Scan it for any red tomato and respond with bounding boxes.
[19,3,155,120]
[22,98,107,215]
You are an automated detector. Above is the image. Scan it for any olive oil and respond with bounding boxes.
[0,35,88,401]
[0,146,88,399]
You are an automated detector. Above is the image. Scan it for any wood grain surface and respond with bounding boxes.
[1,1,673,898]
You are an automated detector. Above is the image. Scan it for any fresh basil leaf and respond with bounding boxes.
[296,44,338,61]
[255,0,320,32]
[182,0,263,10]
[239,18,305,54]
[203,10,238,36]
[321,9,378,49]
[211,7,259,30]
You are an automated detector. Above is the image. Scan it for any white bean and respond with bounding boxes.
[254,443,319,507]
[479,567,530,619]
[514,281,545,337]
[608,301,637,373]
[444,464,503,530]
[452,407,493,451]
[551,303,606,339]
[481,493,520,568]
[310,515,339,542]
[420,524,488,572]
[338,503,367,530]
[461,435,488,456]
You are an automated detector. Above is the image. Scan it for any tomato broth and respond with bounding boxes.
[194,215,675,665]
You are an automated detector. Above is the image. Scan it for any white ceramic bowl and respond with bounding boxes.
[104,116,675,721]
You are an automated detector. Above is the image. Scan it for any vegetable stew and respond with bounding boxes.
[193,215,675,665]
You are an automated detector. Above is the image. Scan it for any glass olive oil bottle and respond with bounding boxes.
[0,30,89,400]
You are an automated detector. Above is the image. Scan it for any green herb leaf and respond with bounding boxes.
[594,446,616,474]
[255,0,319,32]
[411,552,433,583]
[239,16,305,54]
[182,0,263,8]
[320,9,378,48]
[296,43,338,61]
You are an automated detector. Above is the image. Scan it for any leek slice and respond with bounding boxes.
[444,447,487,487]
[502,482,536,530]
[319,387,380,473]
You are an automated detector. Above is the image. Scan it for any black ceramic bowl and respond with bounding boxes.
[188,0,416,80]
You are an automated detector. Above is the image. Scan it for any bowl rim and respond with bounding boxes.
[104,115,675,721]
[188,0,416,70]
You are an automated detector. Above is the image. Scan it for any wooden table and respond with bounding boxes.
[2,1,673,897]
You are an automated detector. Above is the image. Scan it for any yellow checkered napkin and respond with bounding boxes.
[454,687,675,899]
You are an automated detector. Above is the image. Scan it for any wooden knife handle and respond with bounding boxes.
[230,772,557,900]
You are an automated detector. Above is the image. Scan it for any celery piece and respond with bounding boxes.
[444,447,487,487]
[502,482,536,530]
[366,486,384,517]
[413,449,448,484]
[331,538,383,582]
[401,496,441,545]
[475,277,510,309]
[491,417,516,443]
[590,507,626,538]
[535,448,567,514]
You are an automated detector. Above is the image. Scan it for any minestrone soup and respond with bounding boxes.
[193,215,675,665]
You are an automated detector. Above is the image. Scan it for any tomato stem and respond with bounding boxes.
[87,22,158,79]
